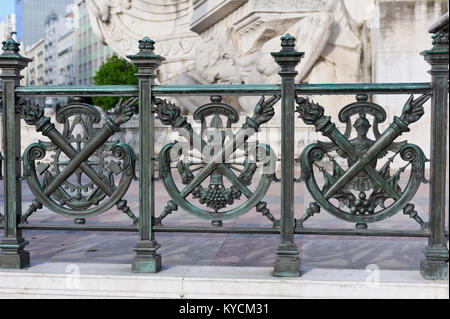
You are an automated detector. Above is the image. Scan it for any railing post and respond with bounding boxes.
[420,13,449,280]
[128,37,165,273]
[271,34,304,276]
[0,37,32,268]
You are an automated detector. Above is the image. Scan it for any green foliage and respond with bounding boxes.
[92,55,138,111]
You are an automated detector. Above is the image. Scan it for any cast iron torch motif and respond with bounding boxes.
[155,95,280,225]
[296,93,431,228]
[20,98,138,223]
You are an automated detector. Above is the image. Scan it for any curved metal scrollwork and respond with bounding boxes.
[155,95,280,225]
[295,93,431,228]
[20,99,138,222]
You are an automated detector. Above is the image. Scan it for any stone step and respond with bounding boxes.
[0,262,448,299]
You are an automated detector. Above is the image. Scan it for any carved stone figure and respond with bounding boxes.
[173,0,364,113]
[168,29,244,114]
[231,0,364,112]
[87,0,365,114]
[87,0,201,83]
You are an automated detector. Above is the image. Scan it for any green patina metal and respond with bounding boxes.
[296,93,430,228]
[271,33,304,277]
[0,13,448,280]
[155,95,278,224]
[0,37,32,269]
[20,99,137,223]
[420,12,449,280]
[15,82,431,97]
[127,36,164,273]
[16,85,139,96]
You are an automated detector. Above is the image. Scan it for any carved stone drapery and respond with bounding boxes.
[87,0,366,114]
[87,0,201,82]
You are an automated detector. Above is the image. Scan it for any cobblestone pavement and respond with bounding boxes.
[0,170,448,271]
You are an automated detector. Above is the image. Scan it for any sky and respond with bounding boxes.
[0,0,15,23]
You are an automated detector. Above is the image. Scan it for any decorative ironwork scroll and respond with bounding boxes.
[296,93,431,228]
[20,98,138,223]
[156,95,280,225]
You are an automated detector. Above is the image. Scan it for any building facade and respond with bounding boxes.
[45,12,73,106]
[43,10,74,104]
[0,14,16,42]
[26,38,45,87]
[23,7,75,106]
[73,0,115,86]
[43,13,59,87]
[57,30,75,86]
[15,0,74,48]
[0,14,17,94]
[24,37,45,106]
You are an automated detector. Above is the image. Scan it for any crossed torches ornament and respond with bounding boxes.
[21,97,138,219]
[155,95,280,220]
[296,93,431,223]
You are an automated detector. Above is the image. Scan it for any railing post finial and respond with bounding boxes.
[420,12,449,281]
[271,34,304,277]
[0,37,31,269]
[1,37,21,56]
[138,36,155,52]
[280,33,296,52]
[128,37,164,273]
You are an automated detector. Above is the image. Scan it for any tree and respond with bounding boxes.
[93,55,138,111]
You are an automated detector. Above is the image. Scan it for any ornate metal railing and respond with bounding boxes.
[1,14,448,279]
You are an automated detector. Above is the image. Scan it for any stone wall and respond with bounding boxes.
[371,0,448,162]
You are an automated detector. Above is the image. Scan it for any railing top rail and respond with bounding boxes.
[294,82,432,95]
[15,85,138,97]
[15,82,432,97]
[154,82,432,95]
